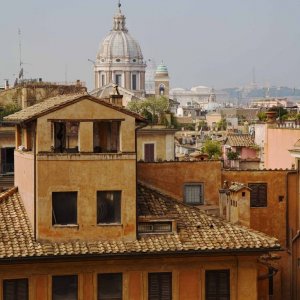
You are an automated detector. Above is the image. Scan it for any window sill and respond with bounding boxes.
[97,223,122,227]
[53,224,79,228]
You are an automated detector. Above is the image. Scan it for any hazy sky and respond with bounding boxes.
[1,0,300,91]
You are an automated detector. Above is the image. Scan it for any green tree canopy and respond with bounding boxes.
[0,103,21,120]
[127,96,169,125]
[203,140,222,159]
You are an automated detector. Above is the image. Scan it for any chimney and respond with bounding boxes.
[109,84,124,107]
[4,80,9,90]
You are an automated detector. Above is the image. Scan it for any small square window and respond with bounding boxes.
[184,184,204,205]
[52,275,78,300]
[52,192,77,225]
[3,278,28,300]
[98,273,122,300]
[97,191,121,224]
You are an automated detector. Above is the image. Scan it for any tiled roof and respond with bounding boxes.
[226,134,256,147]
[0,186,280,260]
[4,93,146,123]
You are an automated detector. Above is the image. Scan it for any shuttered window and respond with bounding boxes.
[205,270,230,300]
[148,272,172,300]
[144,143,155,162]
[184,184,204,205]
[248,183,267,207]
[3,279,28,300]
[98,273,122,300]
[52,275,78,300]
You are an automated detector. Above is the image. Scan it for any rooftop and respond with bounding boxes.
[225,134,256,147]
[0,185,280,260]
[4,93,146,124]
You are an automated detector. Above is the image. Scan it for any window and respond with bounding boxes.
[132,74,137,90]
[148,272,172,300]
[101,74,105,87]
[3,278,28,300]
[184,184,204,205]
[205,270,230,300]
[98,273,122,300]
[138,222,172,234]
[93,122,120,153]
[159,84,165,95]
[248,183,267,207]
[52,192,77,225]
[115,74,122,86]
[52,275,78,300]
[144,143,155,162]
[53,122,79,153]
[97,191,121,224]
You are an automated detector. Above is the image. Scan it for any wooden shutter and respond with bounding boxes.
[205,270,230,300]
[148,273,172,300]
[144,144,155,162]
[249,183,267,207]
[3,278,28,300]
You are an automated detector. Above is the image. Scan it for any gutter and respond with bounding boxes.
[0,246,282,265]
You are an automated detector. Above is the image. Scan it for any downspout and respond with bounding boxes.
[33,122,37,240]
[135,121,148,239]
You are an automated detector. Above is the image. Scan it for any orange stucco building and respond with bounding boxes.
[0,93,282,300]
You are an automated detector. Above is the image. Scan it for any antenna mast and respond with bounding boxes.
[18,28,24,80]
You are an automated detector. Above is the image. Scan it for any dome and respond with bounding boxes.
[156,63,168,75]
[97,6,143,62]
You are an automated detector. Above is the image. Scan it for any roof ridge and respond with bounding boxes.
[0,186,18,203]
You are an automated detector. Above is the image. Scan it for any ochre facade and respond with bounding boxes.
[0,255,260,300]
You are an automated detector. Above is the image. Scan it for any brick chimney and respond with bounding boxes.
[109,85,124,107]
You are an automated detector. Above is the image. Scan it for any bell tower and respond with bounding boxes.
[155,62,170,98]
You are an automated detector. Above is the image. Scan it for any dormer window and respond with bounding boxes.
[138,221,173,234]
[53,122,79,153]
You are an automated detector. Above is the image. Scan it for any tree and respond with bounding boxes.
[127,96,169,125]
[257,111,267,122]
[227,150,239,160]
[0,103,21,120]
[203,140,222,159]
[217,118,227,131]
[269,107,288,121]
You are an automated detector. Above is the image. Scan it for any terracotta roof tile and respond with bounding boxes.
[226,134,256,147]
[4,93,146,123]
[0,186,280,260]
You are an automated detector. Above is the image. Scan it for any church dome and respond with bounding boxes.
[156,63,168,75]
[97,5,143,63]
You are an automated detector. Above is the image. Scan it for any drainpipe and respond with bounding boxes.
[135,121,148,239]
[33,122,37,240]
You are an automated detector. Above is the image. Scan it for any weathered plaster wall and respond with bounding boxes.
[137,161,222,205]
[14,151,35,226]
[0,255,262,300]
[265,127,300,169]
[36,157,136,241]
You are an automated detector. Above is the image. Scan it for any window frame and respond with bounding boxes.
[52,274,78,300]
[148,272,172,300]
[97,191,122,225]
[205,269,230,300]
[184,183,204,205]
[97,273,123,300]
[52,191,78,226]
[248,182,268,208]
[3,278,29,300]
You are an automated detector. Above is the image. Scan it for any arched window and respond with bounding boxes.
[159,84,165,95]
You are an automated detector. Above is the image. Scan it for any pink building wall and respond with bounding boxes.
[240,147,257,159]
[14,151,35,226]
[265,128,299,169]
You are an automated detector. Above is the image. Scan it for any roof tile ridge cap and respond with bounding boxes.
[0,186,18,203]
